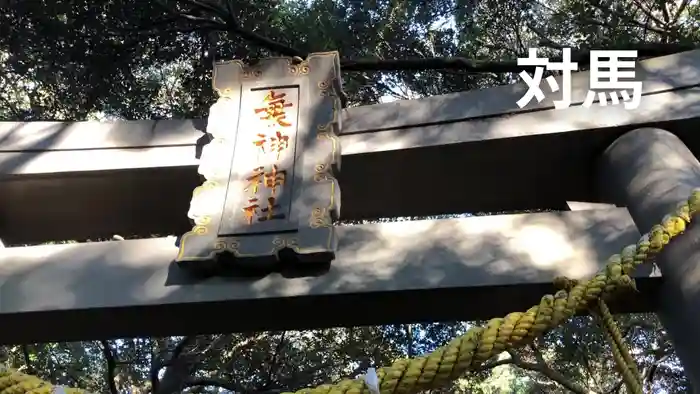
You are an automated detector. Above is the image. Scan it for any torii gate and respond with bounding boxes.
[0,49,699,387]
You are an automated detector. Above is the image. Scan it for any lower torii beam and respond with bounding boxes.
[0,209,655,345]
[598,128,700,389]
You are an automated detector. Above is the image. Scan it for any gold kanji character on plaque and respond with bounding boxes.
[269,130,290,160]
[254,90,293,127]
[244,166,265,194]
[264,164,287,196]
[242,198,260,225]
[252,131,290,159]
[258,196,286,222]
[253,133,268,153]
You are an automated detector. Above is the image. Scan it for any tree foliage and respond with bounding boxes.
[0,0,698,392]
[0,316,690,394]
[1,0,697,120]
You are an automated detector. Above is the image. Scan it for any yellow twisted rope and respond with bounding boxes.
[594,299,643,394]
[556,276,643,393]
[0,368,80,394]
[1,190,698,394]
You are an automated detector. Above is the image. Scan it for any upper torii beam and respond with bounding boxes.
[0,49,699,245]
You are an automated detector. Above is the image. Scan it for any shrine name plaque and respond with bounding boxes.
[176,52,342,270]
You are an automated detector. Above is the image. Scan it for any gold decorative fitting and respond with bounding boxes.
[272,236,299,252]
[318,78,337,97]
[192,182,218,197]
[310,207,333,228]
[316,129,340,166]
[214,240,227,251]
[192,225,208,235]
[313,173,333,183]
[199,180,218,190]
[242,69,263,79]
[289,60,310,75]
[314,163,334,182]
[272,237,284,248]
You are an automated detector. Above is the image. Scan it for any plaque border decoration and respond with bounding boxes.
[176,51,342,269]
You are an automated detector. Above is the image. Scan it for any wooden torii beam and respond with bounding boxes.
[0,208,655,344]
[0,49,698,347]
[0,50,699,245]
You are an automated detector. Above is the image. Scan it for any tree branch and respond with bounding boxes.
[122,1,697,75]
[340,57,536,73]
[157,334,264,394]
[526,23,565,49]
[100,340,119,394]
[587,0,676,37]
[175,0,305,57]
[629,0,667,28]
[155,0,225,24]
[21,345,33,375]
[405,324,414,358]
[509,348,596,394]
[478,357,515,371]
[182,0,228,20]
[672,0,691,24]
[179,334,279,393]
[643,353,671,389]
[171,336,195,361]
[263,332,287,390]
[150,346,160,393]
[604,379,624,394]
[152,336,196,394]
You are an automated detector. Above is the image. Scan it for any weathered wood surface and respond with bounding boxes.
[0,208,658,344]
[0,49,698,157]
[3,117,700,244]
[1,85,699,176]
[0,51,698,244]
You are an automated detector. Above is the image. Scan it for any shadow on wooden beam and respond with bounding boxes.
[0,208,658,344]
[4,117,700,245]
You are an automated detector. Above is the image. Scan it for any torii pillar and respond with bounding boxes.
[598,128,700,390]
